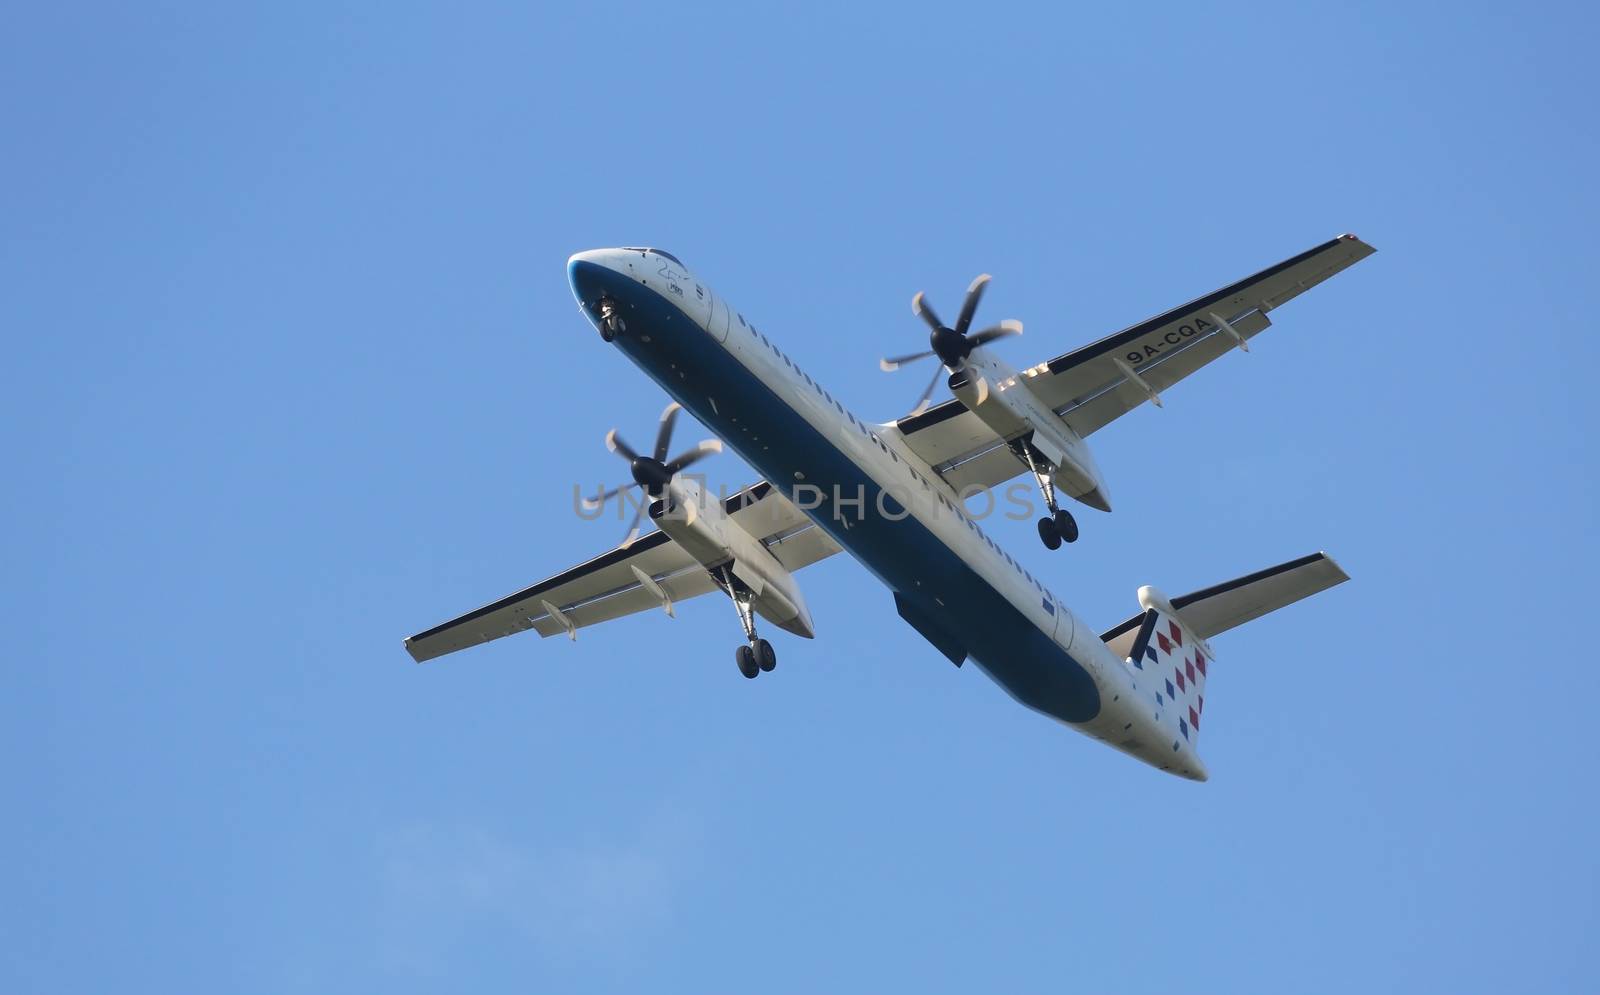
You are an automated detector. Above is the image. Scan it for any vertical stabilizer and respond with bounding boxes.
[1101,553,1350,762]
[1127,590,1210,750]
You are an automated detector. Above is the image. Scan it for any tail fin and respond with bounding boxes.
[1101,552,1349,751]
[1128,599,1211,747]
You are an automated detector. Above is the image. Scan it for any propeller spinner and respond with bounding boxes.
[585,401,722,548]
[880,273,1022,415]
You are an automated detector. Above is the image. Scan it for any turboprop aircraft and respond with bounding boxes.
[405,236,1374,779]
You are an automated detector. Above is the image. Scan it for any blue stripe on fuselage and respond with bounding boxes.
[568,261,1100,725]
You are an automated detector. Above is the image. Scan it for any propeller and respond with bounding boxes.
[584,401,723,548]
[879,273,1023,415]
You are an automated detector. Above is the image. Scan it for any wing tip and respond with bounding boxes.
[1315,550,1351,584]
[1338,232,1377,254]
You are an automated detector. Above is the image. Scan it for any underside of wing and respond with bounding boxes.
[1170,551,1350,639]
[404,482,841,662]
[1038,233,1374,436]
[893,234,1375,494]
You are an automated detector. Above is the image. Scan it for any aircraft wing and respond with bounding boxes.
[893,234,1376,494]
[404,481,840,662]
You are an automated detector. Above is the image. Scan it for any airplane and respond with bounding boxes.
[404,236,1375,779]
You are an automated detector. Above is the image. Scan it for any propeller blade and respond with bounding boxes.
[652,402,681,463]
[619,499,648,549]
[880,350,936,372]
[664,439,723,474]
[954,273,991,337]
[909,363,943,416]
[967,318,1023,348]
[605,429,639,462]
[911,291,944,333]
[581,482,636,511]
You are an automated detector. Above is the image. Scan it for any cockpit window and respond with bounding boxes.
[621,247,685,267]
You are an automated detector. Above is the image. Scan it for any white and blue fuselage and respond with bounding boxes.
[568,247,1207,780]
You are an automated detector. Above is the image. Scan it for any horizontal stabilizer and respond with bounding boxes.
[1095,552,1346,758]
[1170,552,1349,639]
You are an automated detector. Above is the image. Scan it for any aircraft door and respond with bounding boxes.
[709,292,730,343]
[1053,596,1076,655]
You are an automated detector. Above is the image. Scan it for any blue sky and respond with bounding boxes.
[4,3,1596,992]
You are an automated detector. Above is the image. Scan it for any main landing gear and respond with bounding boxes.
[718,564,777,680]
[597,296,626,342]
[1015,439,1079,551]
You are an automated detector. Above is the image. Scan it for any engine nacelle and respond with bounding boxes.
[650,477,815,638]
[948,361,1112,512]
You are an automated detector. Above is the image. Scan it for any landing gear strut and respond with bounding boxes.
[597,296,626,342]
[718,564,776,679]
[1016,439,1078,550]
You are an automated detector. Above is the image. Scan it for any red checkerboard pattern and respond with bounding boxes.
[1148,610,1208,742]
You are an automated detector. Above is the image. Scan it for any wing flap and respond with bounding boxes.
[1059,309,1271,437]
[528,566,721,637]
[764,522,843,572]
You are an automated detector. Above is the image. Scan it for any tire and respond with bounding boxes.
[736,644,759,679]
[754,638,776,672]
[1037,517,1062,550]
[1054,509,1079,543]
[599,324,615,343]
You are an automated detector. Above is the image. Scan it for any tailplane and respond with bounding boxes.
[1101,552,1349,752]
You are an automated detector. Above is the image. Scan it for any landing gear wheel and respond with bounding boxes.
[1053,508,1079,544]
[754,638,776,672]
[736,644,759,679]
[1037,517,1062,550]
[598,299,626,342]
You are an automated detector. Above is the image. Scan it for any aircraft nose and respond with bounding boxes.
[567,248,631,313]
[567,248,624,285]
